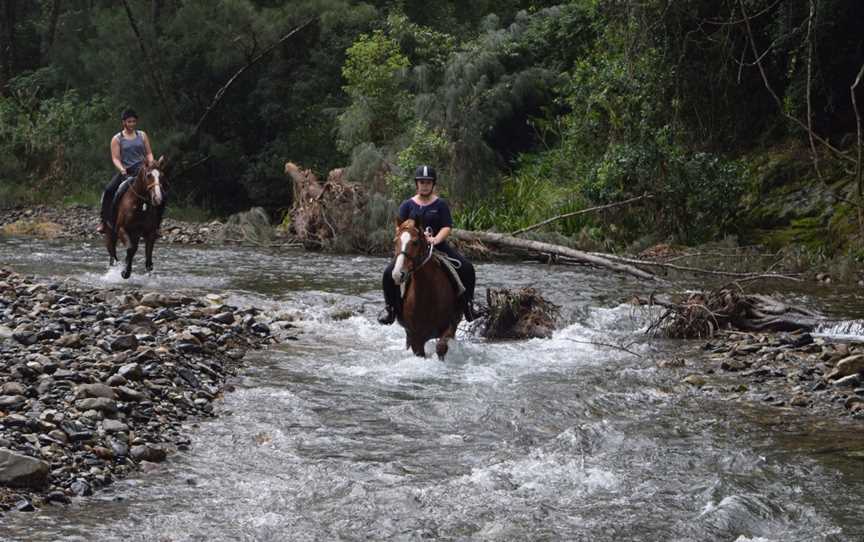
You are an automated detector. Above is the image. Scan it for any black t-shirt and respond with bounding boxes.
[398,197,453,236]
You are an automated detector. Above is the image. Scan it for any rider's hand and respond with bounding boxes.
[426,233,436,246]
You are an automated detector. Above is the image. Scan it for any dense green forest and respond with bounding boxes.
[1,0,863,255]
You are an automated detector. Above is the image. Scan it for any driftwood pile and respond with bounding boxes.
[478,288,560,339]
[642,288,824,339]
[285,162,368,250]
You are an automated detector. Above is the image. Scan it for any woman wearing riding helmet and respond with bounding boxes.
[378,165,477,325]
[97,108,155,233]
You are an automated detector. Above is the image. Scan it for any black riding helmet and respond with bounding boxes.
[121,108,138,121]
[414,165,436,183]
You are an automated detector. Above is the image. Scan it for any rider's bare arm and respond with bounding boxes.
[110,137,125,174]
[428,226,451,246]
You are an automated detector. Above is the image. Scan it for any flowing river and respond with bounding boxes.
[1,236,863,541]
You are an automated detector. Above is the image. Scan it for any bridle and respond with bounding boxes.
[394,224,434,277]
[129,167,165,207]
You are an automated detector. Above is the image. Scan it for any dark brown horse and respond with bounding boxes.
[391,218,462,359]
[105,157,167,279]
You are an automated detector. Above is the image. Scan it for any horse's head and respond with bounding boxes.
[391,217,431,285]
[137,156,167,207]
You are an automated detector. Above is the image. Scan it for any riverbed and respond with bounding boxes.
[0,236,862,541]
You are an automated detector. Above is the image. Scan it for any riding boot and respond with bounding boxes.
[377,305,397,325]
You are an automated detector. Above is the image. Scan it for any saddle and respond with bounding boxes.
[112,176,134,208]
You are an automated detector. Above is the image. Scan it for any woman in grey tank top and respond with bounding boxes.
[97,108,155,233]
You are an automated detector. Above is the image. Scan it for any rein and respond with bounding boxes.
[128,172,163,205]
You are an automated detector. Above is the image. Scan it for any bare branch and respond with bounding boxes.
[121,0,172,117]
[584,251,804,281]
[193,18,316,136]
[561,338,643,358]
[805,0,822,181]
[737,0,854,164]
[510,193,653,236]
[853,61,864,239]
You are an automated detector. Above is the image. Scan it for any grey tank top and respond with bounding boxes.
[115,130,147,169]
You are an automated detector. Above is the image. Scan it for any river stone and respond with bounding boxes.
[118,363,143,380]
[828,355,864,380]
[115,386,145,402]
[0,324,13,341]
[683,374,706,387]
[832,374,862,388]
[106,374,127,387]
[130,444,167,463]
[791,393,810,407]
[45,490,71,504]
[211,312,235,325]
[111,335,139,351]
[55,334,81,348]
[0,395,26,409]
[102,419,128,433]
[76,383,117,400]
[75,398,118,413]
[70,478,93,497]
[0,448,50,489]
[721,359,746,371]
[12,325,37,346]
[47,430,68,445]
[0,382,27,396]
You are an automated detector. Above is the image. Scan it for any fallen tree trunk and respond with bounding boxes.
[451,229,665,283]
[637,289,824,338]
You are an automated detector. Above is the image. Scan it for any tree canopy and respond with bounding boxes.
[1,0,862,252]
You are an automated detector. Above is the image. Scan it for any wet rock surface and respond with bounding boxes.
[663,331,864,422]
[0,267,285,512]
[0,205,225,245]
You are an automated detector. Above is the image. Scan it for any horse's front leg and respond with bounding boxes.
[105,231,118,266]
[144,233,156,273]
[122,234,140,279]
[435,322,459,361]
[408,334,426,358]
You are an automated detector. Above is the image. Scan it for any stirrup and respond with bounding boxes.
[377,306,396,325]
[464,302,477,322]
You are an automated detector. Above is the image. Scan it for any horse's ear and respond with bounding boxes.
[394,216,403,229]
[155,155,165,168]
[415,214,424,231]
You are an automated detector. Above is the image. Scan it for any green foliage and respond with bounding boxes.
[387,121,452,199]
[337,30,412,154]
[0,77,114,195]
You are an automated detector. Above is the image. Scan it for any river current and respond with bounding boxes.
[0,236,862,541]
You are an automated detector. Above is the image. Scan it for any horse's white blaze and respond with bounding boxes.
[150,170,163,206]
[392,231,411,284]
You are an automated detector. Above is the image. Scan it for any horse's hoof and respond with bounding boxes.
[121,270,131,279]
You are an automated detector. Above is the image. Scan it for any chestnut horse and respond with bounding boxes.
[105,157,167,279]
[391,218,462,359]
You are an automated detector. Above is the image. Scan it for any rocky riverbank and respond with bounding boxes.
[0,267,293,514]
[0,205,225,245]
[666,331,864,422]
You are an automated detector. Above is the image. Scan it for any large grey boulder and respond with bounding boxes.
[0,449,50,489]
